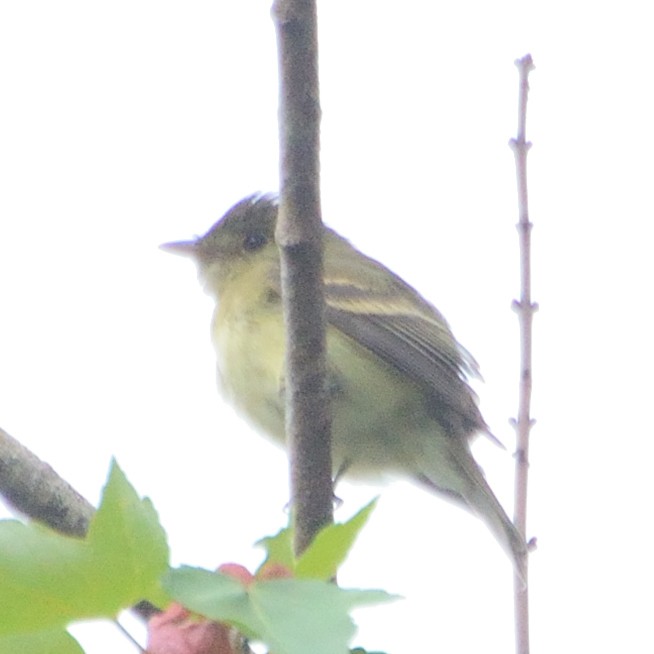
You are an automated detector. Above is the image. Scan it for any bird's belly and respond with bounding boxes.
[212,309,445,481]
[212,307,287,442]
[327,330,440,479]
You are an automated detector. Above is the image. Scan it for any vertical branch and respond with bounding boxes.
[509,53,537,654]
[271,0,333,555]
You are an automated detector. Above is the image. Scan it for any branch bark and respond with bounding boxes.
[0,427,93,537]
[509,53,537,654]
[271,0,333,555]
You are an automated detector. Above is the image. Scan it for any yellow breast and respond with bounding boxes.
[211,260,287,442]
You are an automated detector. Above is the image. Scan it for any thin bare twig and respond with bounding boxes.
[271,0,333,555]
[509,53,537,654]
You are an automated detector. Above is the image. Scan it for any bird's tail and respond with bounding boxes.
[416,438,528,582]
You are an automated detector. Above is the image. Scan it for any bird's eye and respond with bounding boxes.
[243,232,268,251]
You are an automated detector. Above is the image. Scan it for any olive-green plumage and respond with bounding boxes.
[163,194,527,577]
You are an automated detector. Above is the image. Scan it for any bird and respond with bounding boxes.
[162,193,527,578]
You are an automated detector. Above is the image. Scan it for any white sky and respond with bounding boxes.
[1,1,653,652]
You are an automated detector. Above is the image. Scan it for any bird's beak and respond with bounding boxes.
[159,239,199,258]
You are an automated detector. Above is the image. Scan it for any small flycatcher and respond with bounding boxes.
[162,194,527,577]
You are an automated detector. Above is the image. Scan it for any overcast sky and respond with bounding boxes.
[1,2,653,652]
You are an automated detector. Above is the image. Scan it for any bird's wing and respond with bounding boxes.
[322,253,488,437]
[266,230,490,438]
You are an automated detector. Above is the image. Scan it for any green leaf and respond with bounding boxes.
[296,499,378,580]
[250,579,392,654]
[257,500,378,580]
[256,526,295,572]
[0,459,169,635]
[0,520,93,634]
[87,459,170,607]
[0,628,84,654]
[162,567,258,636]
[163,565,396,654]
